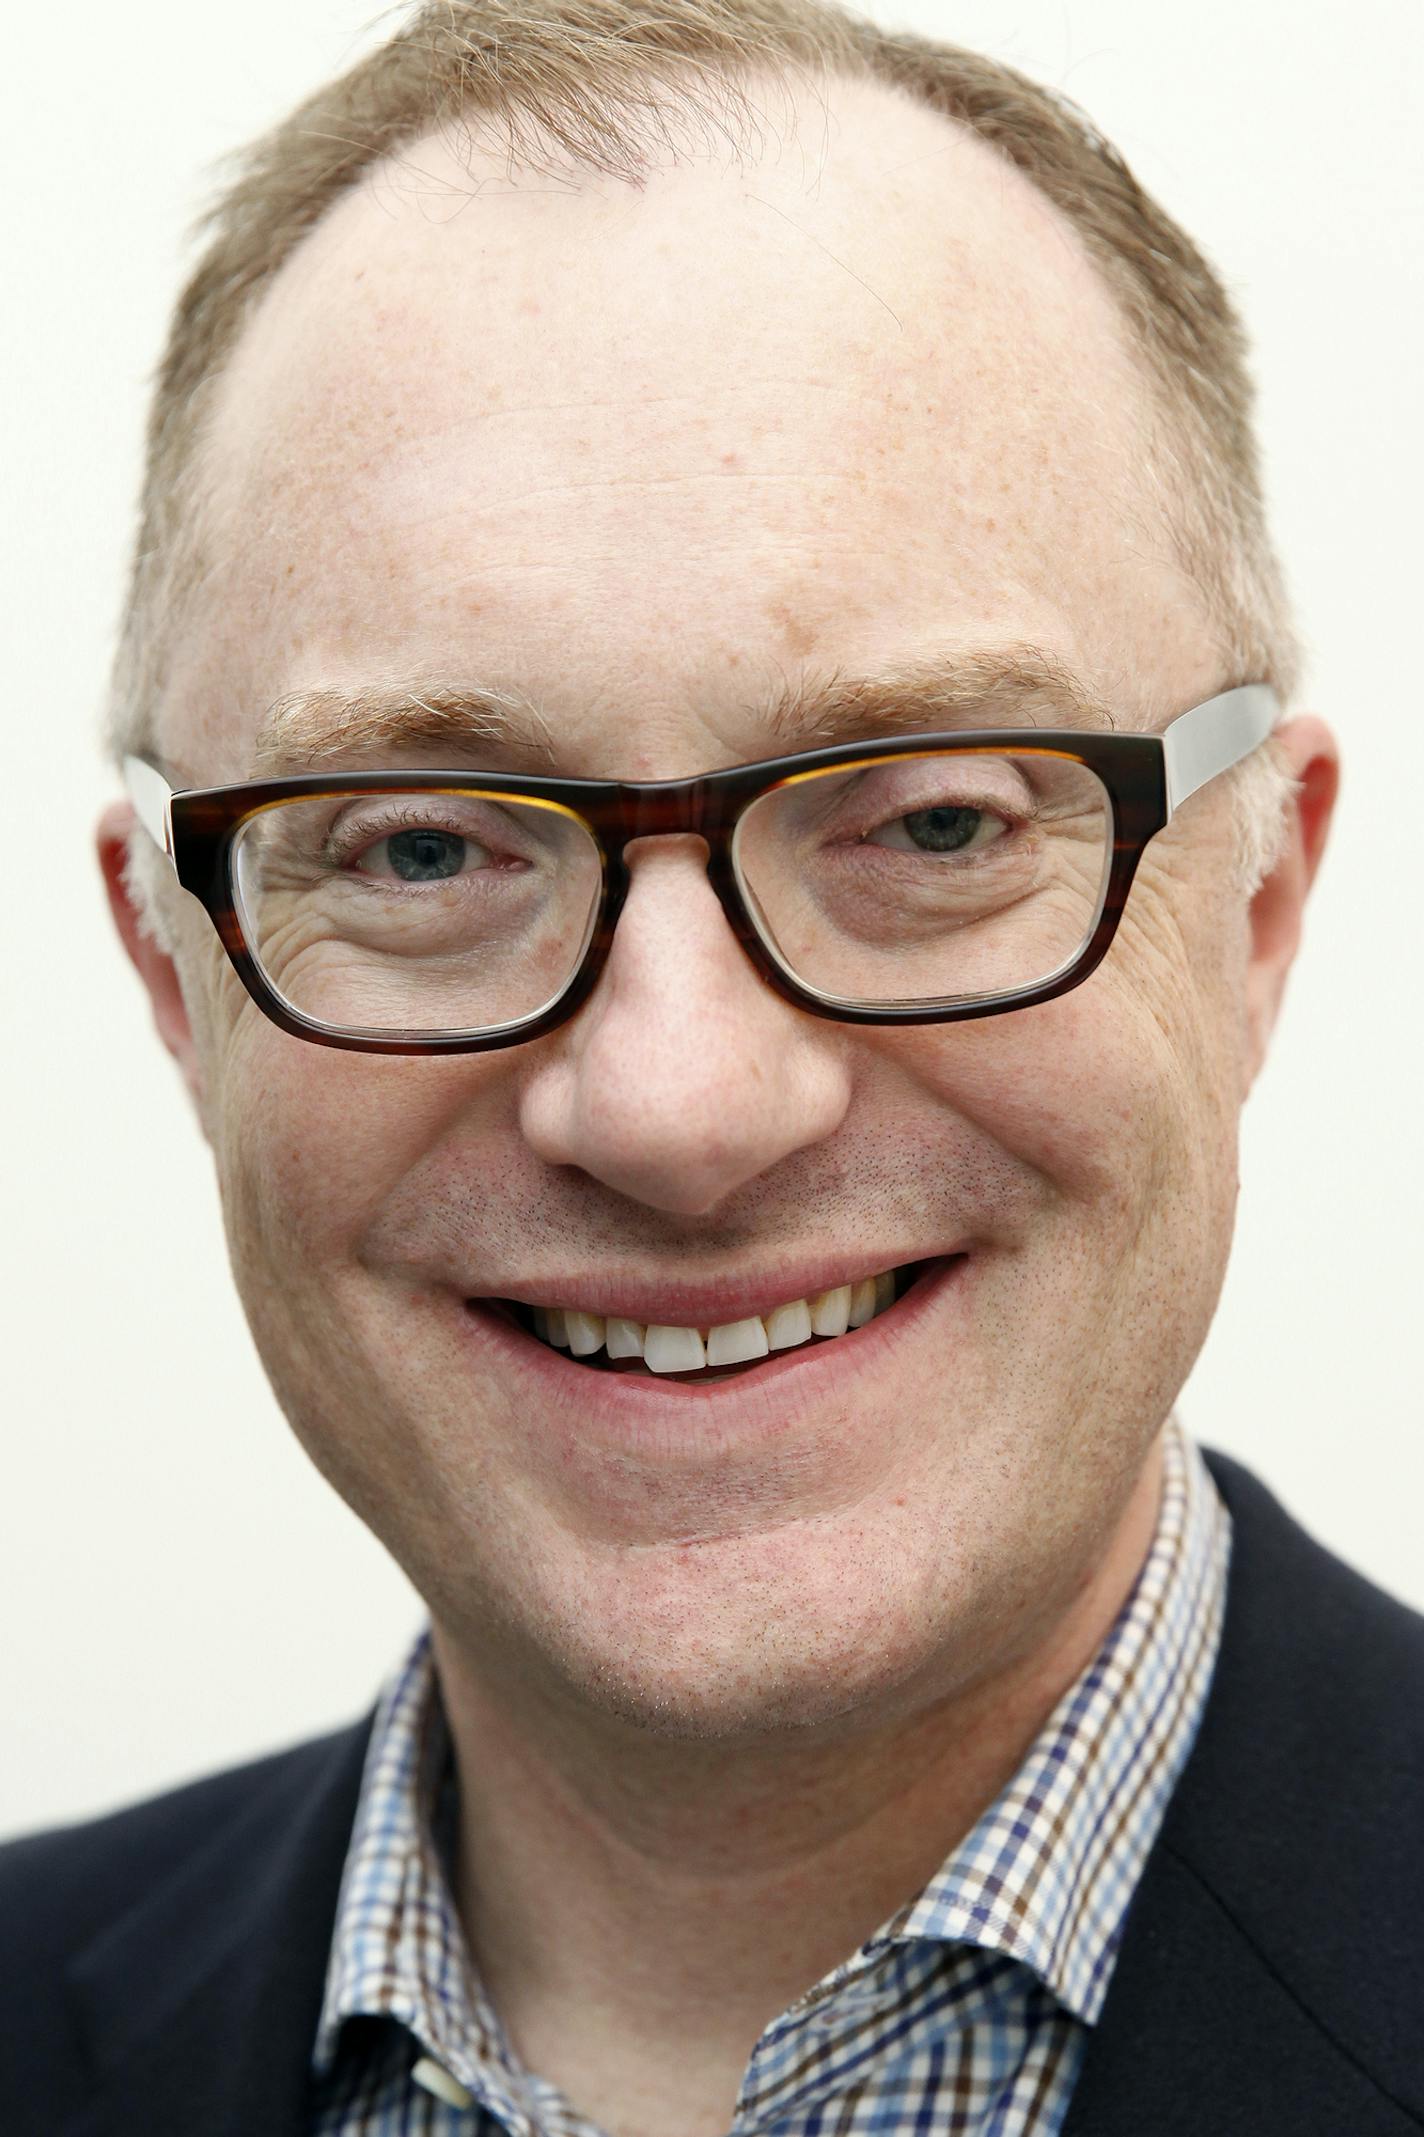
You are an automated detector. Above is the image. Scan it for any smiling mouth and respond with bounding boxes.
[476,1259,941,1381]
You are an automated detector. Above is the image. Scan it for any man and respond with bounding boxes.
[3,1,1418,2131]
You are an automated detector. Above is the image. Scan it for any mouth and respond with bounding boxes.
[472,1258,945,1384]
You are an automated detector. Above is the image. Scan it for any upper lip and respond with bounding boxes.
[465,1251,964,1328]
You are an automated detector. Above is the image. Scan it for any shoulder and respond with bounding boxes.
[0,1719,373,2134]
[1192,1446,1424,1919]
[1054,1451,1424,2136]
[1163,1449,1424,2112]
[0,1719,370,2012]
[1200,1445,1424,1784]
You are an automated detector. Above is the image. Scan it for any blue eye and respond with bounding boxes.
[901,806,983,852]
[865,805,1007,856]
[382,828,466,881]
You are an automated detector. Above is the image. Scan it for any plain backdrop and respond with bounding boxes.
[3,0,1421,1841]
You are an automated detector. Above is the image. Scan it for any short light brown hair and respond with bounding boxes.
[111,0,1299,893]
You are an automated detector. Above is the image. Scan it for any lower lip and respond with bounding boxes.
[458,1255,971,1458]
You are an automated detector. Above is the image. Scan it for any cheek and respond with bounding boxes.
[878,912,1242,1250]
[200,1011,524,1531]
[874,918,1245,1465]
[205,1002,517,1280]
[891,994,1168,1209]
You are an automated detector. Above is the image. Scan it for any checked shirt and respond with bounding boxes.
[310,1418,1229,2137]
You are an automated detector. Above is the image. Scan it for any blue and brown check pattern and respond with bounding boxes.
[310,1418,1230,2136]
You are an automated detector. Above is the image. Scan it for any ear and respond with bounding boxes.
[96,800,209,1125]
[1242,714,1340,1090]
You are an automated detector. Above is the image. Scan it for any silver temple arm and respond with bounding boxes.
[122,755,176,865]
[1162,684,1279,817]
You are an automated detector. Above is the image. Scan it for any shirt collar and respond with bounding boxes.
[311,1630,525,2116]
[866,1417,1231,2021]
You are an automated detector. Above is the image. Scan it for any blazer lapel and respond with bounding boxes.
[60,1716,372,2137]
[1063,1449,1424,2135]
[1059,1842,1416,2135]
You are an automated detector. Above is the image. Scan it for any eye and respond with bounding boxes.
[322,800,513,883]
[369,827,468,881]
[865,804,1008,856]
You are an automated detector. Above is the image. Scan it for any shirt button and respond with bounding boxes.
[412,2055,475,2109]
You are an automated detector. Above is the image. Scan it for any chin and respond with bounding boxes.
[426,1475,1043,1752]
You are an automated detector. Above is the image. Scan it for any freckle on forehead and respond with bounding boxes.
[765,601,819,663]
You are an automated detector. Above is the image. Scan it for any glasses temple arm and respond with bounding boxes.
[122,755,176,865]
[1162,684,1280,817]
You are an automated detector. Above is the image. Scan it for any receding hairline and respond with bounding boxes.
[108,0,1300,787]
[193,67,1170,586]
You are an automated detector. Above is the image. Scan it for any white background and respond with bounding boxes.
[3,0,1421,1840]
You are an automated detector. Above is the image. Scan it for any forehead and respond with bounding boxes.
[173,71,1212,780]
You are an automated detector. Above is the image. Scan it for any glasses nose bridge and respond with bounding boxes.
[603,774,749,957]
[617,771,720,850]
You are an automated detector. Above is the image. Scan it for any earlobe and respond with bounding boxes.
[95,801,209,1124]
[1242,716,1340,1090]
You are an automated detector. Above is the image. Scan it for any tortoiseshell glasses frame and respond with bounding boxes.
[123,682,1279,1056]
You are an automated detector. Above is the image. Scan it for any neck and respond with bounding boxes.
[430,1433,1164,2118]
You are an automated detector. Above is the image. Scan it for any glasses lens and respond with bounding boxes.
[231,789,603,1037]
[731,749,1112,1007]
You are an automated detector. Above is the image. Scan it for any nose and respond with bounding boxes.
[517,838,853,1216]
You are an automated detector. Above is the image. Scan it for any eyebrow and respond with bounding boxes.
[758,645,1114,750]
[246,643,1114,780]
[251,683,561,777]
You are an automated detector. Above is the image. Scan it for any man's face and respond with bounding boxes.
[121,78,1316,1739]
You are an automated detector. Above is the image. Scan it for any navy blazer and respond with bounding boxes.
[3,1450,1422,2136]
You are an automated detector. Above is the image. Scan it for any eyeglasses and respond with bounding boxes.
[122,683,1277,1055]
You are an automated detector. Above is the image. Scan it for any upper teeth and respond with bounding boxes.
[530,1270,898,1375]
